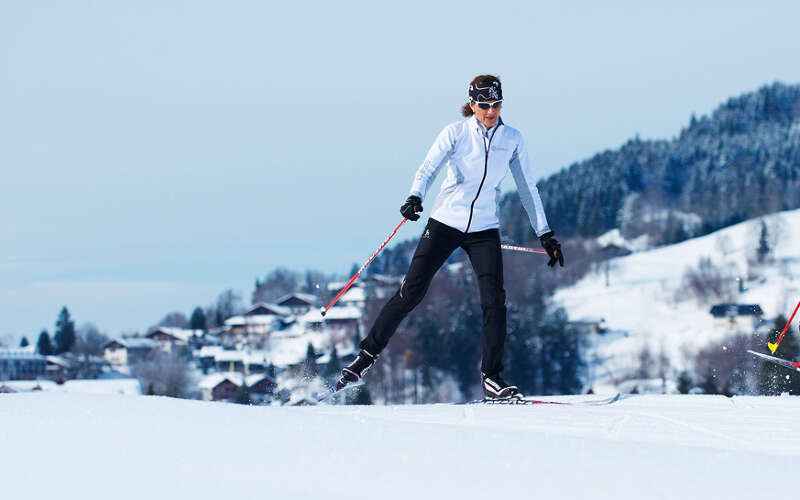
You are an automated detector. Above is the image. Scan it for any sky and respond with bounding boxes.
[2,1,800,342]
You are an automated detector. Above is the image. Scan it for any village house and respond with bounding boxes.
[710,303,764,332]
[103,337,159,366]
[146,327,202,353]
[198,372,276,403]
[300,305,362,332]
[0,348,47,381]
[362,274,403,300]
[276,292,318,315]
[213,350,270,374]
[224,303,291,336]
[326,274,402,306]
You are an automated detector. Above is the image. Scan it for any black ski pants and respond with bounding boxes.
[360,217,507,376]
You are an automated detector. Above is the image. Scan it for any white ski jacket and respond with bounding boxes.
[409,116,551,236]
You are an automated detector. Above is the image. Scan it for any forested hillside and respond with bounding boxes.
[502,82,800,246]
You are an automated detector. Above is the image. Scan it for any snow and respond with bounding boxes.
[0,347,43,360]
[1,378,140,395]
[554,209,800,377]
[339,286,365,303]
[1,392,796,499]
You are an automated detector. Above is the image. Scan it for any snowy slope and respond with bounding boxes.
[553,209,800,379]
[2,392,798,499]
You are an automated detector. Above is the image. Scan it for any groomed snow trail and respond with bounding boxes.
[2,393,798,499]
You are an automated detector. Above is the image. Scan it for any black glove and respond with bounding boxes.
[400,195,423,221]
[539,231,564,268]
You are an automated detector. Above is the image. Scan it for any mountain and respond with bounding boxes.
[552,208,800,391]
[501,82,800,246]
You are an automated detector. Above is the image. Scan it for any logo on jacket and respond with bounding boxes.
[423,229,431,239]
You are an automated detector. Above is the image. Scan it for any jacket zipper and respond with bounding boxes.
[465,123,500,233]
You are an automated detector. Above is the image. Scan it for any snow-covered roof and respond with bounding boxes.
[107,337,158,350]
[276,292,319,307]
[45,356,73,368]
[327,280,355,291]
[224,314,280,326]
[214,351,269,364]
[340,287,365,303]
[198,372,235,390]
[299,306,362,324]
[0,348,46,361]
[198,371,274,389]
[197,346,225,358]
[147,328,202,342]
[246,303,292,317]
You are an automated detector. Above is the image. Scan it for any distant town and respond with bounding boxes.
[0,275,404,405]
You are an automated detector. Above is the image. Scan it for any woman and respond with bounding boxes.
[340,75,563,400]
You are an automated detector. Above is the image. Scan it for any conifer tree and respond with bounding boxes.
[19,337,29,348]
[235,379,252,405]
[677,371,693,394]
[303,342,318,379]
[757,221,770,264]
[189,307,207,331]
[53,307,76,354]
[36,330,53,355]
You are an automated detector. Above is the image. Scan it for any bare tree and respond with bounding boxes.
[131,350,196,399]
[156,312,189,328]
[693,331,763,395]
[252,268,299,304]
[73,323,110,356]
[214,289,243,325]
[677,257,738,304]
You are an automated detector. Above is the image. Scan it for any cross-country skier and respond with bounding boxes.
[339,75,563,400]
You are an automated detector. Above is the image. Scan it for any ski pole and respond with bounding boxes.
[501,244,547,255]
[768,299,800,353]
[321,218,409,316]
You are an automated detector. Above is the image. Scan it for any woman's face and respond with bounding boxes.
[470,100,502,130]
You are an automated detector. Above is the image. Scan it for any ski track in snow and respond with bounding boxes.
[2,393,799,500]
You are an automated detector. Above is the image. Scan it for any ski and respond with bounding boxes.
[464,393,622,406]
[316,379,365,402]
[748,350,800,372]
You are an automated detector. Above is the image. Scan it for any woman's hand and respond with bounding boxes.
[400,196,423,221]
[539,231,564,268]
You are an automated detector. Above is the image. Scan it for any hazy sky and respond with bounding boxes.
[3,1,800,342]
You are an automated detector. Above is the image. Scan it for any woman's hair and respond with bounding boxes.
[461,74,501,117]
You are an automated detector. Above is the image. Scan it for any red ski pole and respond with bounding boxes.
[321,218,409,316]
[768,299,800,353]
[501,244,547,255]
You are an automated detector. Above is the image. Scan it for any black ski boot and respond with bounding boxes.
[341,349,378,383]
[482,373,522,400]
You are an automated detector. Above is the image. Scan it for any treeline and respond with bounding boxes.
[22,306,108,358]
[501,81,800,246]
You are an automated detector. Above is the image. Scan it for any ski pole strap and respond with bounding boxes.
[321,218,408,316]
